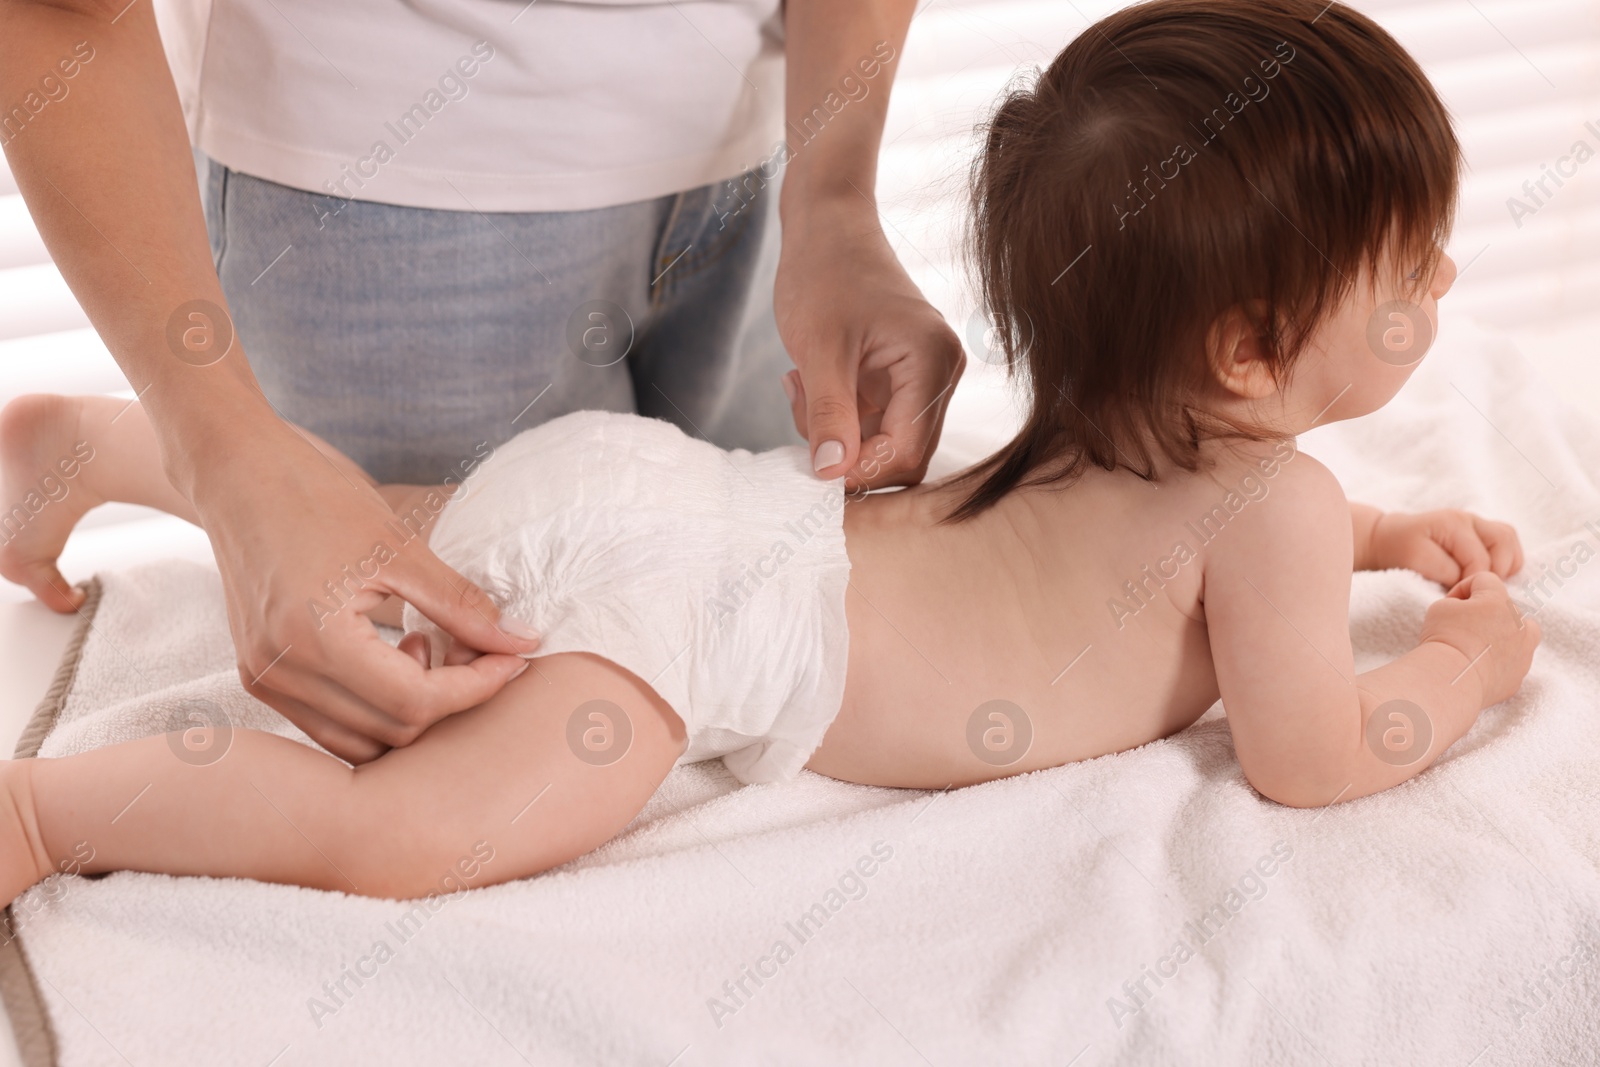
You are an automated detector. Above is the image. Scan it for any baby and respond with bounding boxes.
[0,0,1540,904]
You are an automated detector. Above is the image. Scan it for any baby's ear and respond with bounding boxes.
[1206,302,1278,400]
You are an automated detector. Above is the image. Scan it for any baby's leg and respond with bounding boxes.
[2,652,685,902]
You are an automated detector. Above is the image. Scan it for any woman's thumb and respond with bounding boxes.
[803,361,861,476]
[392,553,540,657]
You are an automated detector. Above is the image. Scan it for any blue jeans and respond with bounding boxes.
[201,159,798,485]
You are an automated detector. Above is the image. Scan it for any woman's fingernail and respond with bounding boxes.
[813,440,845,472]
[500,616,541,641]
[511,660,531,679]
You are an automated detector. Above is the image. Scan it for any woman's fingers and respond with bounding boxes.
[443,637,485,667]
[397,630,431,669]
[239,685,391,765]
[241,623,529,753]
[389,551,540,659]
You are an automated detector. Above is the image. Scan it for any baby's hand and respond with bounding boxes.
[1369,509,1523,586]
[1419,572,1541,709]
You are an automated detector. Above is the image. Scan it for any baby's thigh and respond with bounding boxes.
[354,651,687,890]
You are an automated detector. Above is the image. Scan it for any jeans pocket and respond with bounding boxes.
[202,156,230,273]
[649,168,772,302]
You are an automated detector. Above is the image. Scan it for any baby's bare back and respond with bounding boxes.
[807,441,1300,788]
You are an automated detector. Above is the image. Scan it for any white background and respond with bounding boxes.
[1,0,1598,1055]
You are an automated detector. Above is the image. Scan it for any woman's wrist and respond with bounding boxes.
[776,192,892,283]
[149,375,281,499]
[779,168,878,228]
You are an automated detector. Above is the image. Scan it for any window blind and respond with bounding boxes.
[0,0,1595,598]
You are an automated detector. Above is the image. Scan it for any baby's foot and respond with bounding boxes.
[0,394,103,612]
[0,762,49,908]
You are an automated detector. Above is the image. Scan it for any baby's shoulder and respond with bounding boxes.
[1191,438,1350,559]
[1213,437,1339,499]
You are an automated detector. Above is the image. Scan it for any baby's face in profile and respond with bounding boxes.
[1288,242,1459,427]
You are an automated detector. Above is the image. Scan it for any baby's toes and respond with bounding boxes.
[0,554,83,614]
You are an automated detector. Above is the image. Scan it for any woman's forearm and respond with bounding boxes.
[0,0,272,492]
[779,0,917,216]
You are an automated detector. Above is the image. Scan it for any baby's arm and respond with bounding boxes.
[1206,455,1539,808]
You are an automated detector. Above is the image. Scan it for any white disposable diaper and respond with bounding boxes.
[401,411,852,784]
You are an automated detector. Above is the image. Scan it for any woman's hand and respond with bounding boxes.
[774,195,964,489]
[1365,508,1525,586]
[186,411,540,763]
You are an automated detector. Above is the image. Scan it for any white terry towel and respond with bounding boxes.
[4,318,1600,1067]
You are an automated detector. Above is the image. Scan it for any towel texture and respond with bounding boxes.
[7,319,1600,1066]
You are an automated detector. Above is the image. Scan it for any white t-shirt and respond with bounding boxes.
[186,0,785,212]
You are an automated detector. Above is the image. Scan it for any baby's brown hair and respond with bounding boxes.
[949,0,1460,520]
